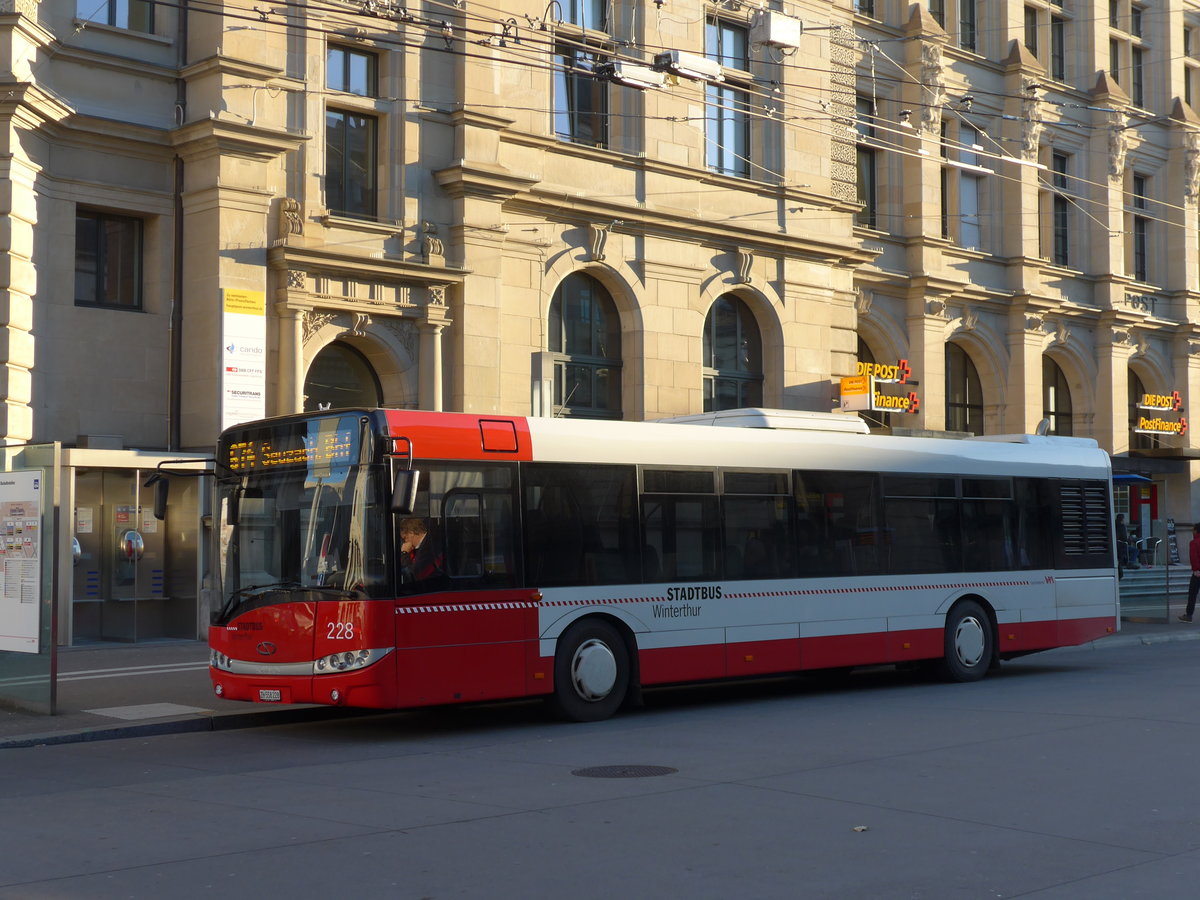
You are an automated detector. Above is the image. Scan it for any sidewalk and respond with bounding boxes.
[0,641,358,750]
[1,616,1198,750]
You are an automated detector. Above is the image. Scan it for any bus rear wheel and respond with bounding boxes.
[937,600,994,682]
[551,619,630,722]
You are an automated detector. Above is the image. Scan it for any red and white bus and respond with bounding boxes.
[206,407,1118,721]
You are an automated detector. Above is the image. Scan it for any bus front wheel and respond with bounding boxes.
[551,619,630,722]
[938,600,994,682]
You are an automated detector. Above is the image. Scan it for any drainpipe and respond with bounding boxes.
[169,2,189,451]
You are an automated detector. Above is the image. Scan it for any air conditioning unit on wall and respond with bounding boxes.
[750,11,803,50]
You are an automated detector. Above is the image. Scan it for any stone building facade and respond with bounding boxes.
[0,0,1197,642]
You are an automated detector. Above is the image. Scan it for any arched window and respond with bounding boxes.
[304,341,382,411]
[1042,357,1073,436]
[703,295,763,411]
[1128,370,1154,450]
[549,272,622,418]
[857,336,890,429]
[945,342,983,434]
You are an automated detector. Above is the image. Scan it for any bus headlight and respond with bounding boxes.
[312,647,391,674]
[211,650,233,671]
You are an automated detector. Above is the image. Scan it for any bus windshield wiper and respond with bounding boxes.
[218,580,303,619]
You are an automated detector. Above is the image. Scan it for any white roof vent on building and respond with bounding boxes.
[653,50,724,82]
[656,408,869,434]
[750,11,803,50]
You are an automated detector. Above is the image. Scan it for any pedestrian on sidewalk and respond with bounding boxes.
[1179,525,1200,623]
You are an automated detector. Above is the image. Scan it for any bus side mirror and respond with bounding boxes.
[153,478,168,521]
[144,473,169,521]
[392,469,420,514]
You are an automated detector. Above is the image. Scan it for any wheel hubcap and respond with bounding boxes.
[954,615,986,668]
[571,638,618,701]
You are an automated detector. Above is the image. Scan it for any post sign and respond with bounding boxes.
[840,362,920,415]
[0,471,42,653]
[1134,390,1188,436]
[221,289,267,430]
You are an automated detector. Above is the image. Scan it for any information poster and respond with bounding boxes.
[0,471,41,653]
[221,288,267,430]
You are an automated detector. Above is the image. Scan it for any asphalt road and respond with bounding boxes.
[3,639,1200,899]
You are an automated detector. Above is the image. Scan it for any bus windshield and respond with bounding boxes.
[215,441,390,620]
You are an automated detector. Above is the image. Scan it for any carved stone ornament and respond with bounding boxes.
[279,198,304,237]
[382,318,420,358]
[1053,320,1070,345]
[343,313,371,337]
[961,308,979,331]
[855,288,873,317]
[287,269,305,290]
[920,44,945,134]
[0,0,40,18]
[302,311,338,344]
[735,249,753,285]
[1186,131,1200,203]
[1025,314,1044,333]
[588,223,610,262]
[926,299,947,317]
[1109,111,1129,180]
[421,222,444,263]
[1135,331,1151,357]
[1111,328,1133,346]
[428,285,447,306]
[1022,80,1043,160]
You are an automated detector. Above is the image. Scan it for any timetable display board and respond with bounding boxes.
[0,470,42,654]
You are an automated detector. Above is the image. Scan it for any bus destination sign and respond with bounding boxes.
[225,427,358,473]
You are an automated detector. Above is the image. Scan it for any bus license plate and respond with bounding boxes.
[258,688,282,702]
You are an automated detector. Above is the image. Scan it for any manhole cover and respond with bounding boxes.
[571,765,678,779]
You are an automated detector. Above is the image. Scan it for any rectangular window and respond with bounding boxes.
[325,109,377,219]
[1130,5,1143,38]
[882,476,962,575]
[1051,152,1071,266]
[793,471,882,577]
[74,210,143,310]
[930,0,946,28]
[1050,16,1065,81]
[563,0,606,30]
[856,96,877,229]
[1110,38,1122,82]
[855,0,876,16]
[1025,7,1040,56]
[1131,46,1144,106]
[327,47,377,97]
[1110,0,1120,28]
[1133,216,1148,281]
[958,125,982,250]
[554,46,608,147]
[77,0,154,32]
[722,472,792,580]
[960,0,977,50]
[522,463,638,586]
[706,19,751,178]
[641,493,721,582]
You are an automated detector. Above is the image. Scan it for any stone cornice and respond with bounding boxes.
[181,54,285,84]
[268,245,469,285]
[170,115,308,161]
[434,161,540,202]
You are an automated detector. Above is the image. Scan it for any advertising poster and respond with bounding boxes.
[0,471,41,653]
[221,288,267,430]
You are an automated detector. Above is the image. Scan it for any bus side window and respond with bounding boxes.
[442,489,517,586]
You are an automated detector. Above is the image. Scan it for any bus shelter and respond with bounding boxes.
[0,443,209,715]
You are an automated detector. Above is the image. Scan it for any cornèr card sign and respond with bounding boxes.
[221,289,267,430]
[0,471,42,653]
